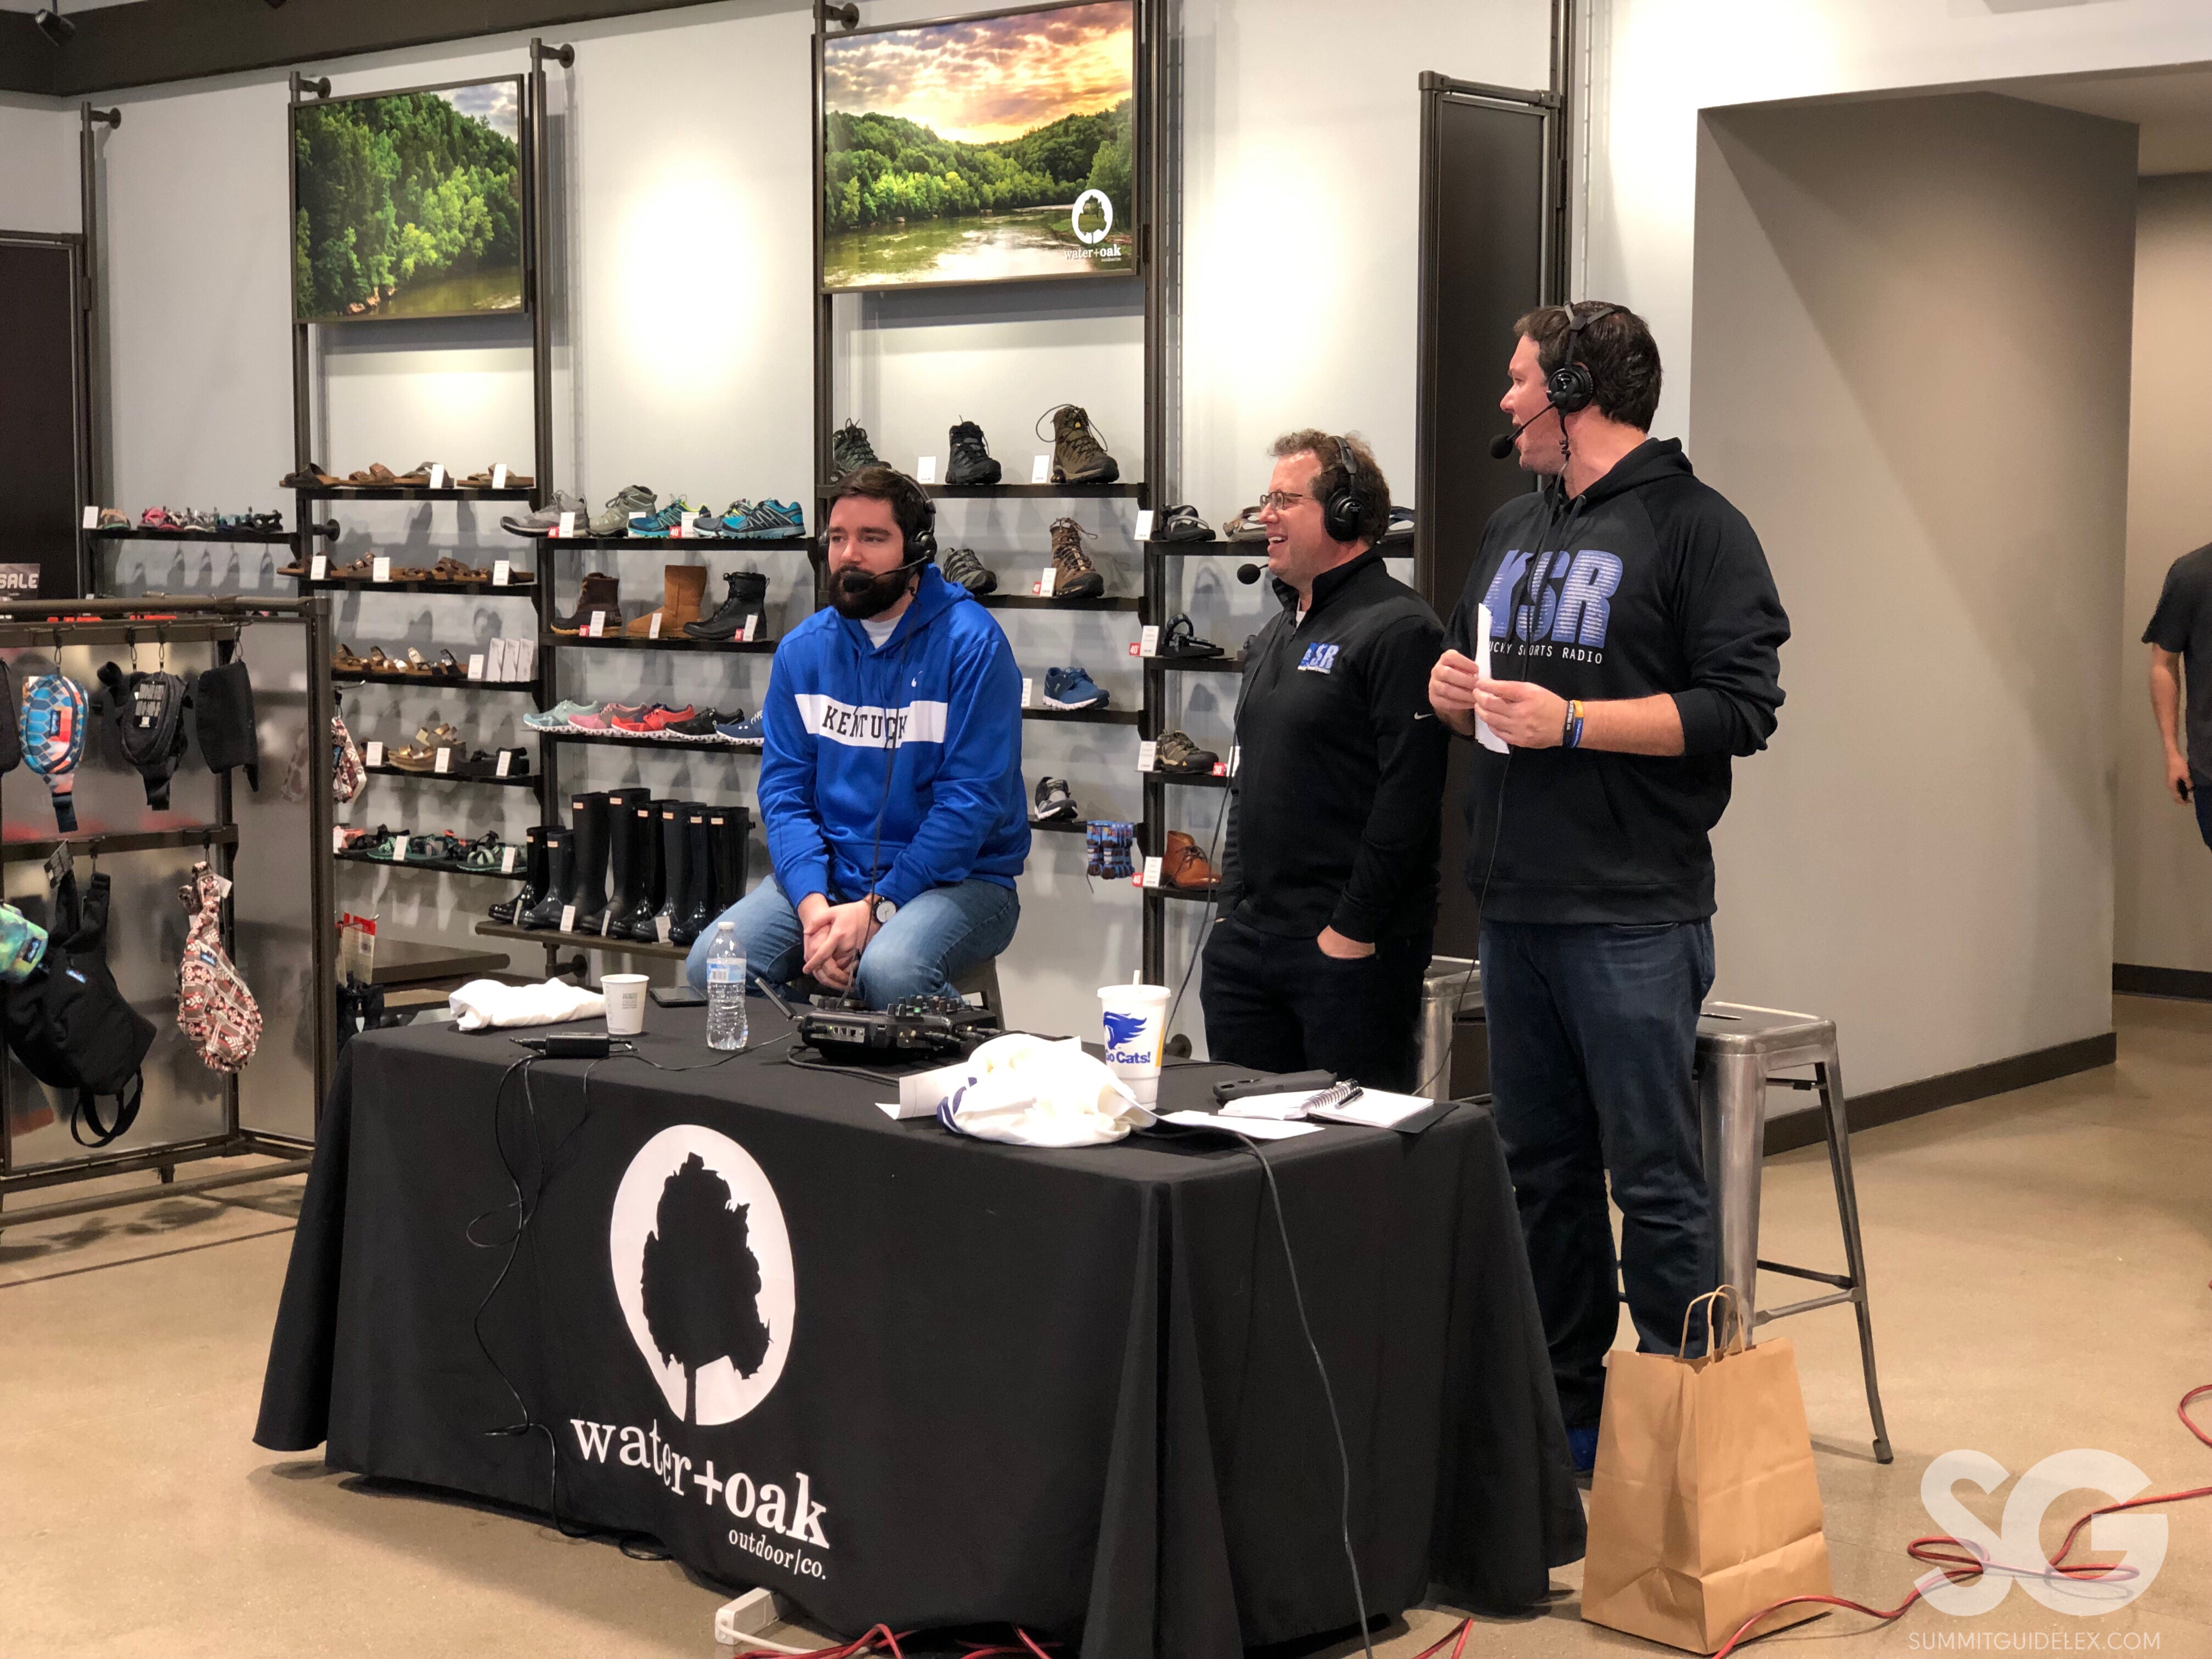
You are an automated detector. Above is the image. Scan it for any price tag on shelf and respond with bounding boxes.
[672,517,690,539]
[364,741,385,768]
[1031,455,1051,484]
[1134,509,1155,541]
[492,465,509,490]
[467,653,486,681]
[427,464,446,490]
[1141,855,1164,890]
[332,827,347,854]
[556,511,574,538]
[1020,677,1033,708]
[560,902,577,934]
[1211,759,1229,776]
[656,914,673,944]
[493,560,512,586]
[500,844,518,873]
[433,747,452,775]
[310,555,328,580]
[391,836,411,864]
[371,555,392,583]
[648,612,663,640]
[588,611,606,639]
[743,614,759,642]
[1034,567,1056,598]
[1136,740,1157,773]
[81,506,99,530]
[1138,624,1160,658]
[495,751,513,778]
[917,455,938,485]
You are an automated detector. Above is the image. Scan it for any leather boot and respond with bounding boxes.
[625,564,709,637]
[552,571,622,635]
[520,827,573,929]
[710,805,751,911]
[616,797,665,940]
[489,825,549,922]
[567,792,613,933]
[684,569,771,641]
[652,800,689,943]
[671,803,715,946]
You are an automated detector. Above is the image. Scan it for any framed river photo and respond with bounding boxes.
[290,76,527,324]
[819,0,1138,291]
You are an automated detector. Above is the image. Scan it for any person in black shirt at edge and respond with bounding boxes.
[2142,540,2212,845]
[1201,430,1450,1093]
[1427,303,1790,1475]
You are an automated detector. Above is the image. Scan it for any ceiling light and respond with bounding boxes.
[33,6,75,45]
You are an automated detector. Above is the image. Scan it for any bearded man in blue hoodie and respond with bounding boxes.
[687,464,1027,1006]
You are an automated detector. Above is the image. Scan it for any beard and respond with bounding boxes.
[830,564,912,619]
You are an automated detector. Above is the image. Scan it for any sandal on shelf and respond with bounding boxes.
[336,826,372,850]
[246,510,286,533]
[279,555,309,577]
[140,506,182,531]
[332,643,368,673]
[460,832,504,869]
[387,564,433,583]
[431,557,490,583]
[435,649,467,679]
[458,466,535,488]
[358,824,403,859]
[386,744,437,774]
[403,647,436,676]
[279,462,344,489]
[328,557,374,580]
[363,647,398,674]
[417,721,462,751]
[405,832,459,866]
[392,462,436,486]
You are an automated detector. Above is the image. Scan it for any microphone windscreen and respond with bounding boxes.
[1235,562,1263,585]
[1489,431,1518,460]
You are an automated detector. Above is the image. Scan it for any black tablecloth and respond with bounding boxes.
[256,1004,1583,1654]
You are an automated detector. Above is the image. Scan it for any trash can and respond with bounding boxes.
[1417,955,1486,1099]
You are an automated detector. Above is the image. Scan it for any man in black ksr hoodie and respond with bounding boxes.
[1429,302,1789,1471]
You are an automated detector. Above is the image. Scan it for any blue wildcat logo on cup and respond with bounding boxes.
[1097,981,1170,1106]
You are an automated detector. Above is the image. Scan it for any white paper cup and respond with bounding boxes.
[1098,982,1171,1105]
[603,973,649,1037]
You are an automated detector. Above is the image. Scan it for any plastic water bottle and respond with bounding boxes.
[705,922,748,1051]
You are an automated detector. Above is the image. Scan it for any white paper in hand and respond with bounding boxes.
[1474,601,1508,754]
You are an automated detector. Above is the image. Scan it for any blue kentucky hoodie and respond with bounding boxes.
[760,563,1030,909]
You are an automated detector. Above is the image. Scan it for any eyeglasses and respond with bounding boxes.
[1256,489,1311,512]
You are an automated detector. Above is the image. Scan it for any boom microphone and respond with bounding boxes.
[1489,407,1558,460]
[1236,562,1264,585]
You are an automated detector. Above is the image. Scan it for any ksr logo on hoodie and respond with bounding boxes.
[1483,549,1623,648]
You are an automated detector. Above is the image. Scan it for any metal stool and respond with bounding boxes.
[1699,1001,1893,1464]
[952,957,1005,1020]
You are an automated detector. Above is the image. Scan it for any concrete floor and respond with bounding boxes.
[4,996,2208,1658]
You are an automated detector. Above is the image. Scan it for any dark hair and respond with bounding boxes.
[1268,428,1391,547]
[1513,301,1663,432]
[827,463,934,555]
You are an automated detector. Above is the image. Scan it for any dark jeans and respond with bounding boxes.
[1479,918,1717,1428]
[1200,915,1432,1092]
[2195,772,2212,849]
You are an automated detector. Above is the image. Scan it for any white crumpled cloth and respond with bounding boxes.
[939,1032,1156,1147]
[448,978,606,1032]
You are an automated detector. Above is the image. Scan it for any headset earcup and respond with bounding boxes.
[1548,363,1594,415]
[1323,489,1362,544]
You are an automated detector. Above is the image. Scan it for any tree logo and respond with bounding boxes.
[1071,188,1114,247]
[610,1125,795,1427]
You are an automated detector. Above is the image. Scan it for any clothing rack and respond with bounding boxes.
[0,597,337,1230]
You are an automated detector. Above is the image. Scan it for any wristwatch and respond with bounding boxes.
[868,894,898,926]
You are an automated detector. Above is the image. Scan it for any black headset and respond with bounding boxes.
[1545,301,1623,416]
[1321,434,1368,545]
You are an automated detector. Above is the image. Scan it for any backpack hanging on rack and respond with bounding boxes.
[20,672,89,831]
[96,661,193,810]
[1,870,157,1148]
[176,861,260,1073]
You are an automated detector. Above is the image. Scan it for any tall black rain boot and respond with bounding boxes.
[618,797,665,940]
[521,827,573,929]
[567,793,613,934]
[671,803,715,946]
[652,800,688,944]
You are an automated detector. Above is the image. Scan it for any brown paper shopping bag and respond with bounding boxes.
[1581,1286,1833,1654]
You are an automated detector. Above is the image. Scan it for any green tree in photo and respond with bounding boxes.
[821,98,1135,235]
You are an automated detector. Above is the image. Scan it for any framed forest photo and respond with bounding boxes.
[820,1,1137,292]
[291,77,526,324]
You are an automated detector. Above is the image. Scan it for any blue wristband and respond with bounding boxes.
[1564,700,1585,749]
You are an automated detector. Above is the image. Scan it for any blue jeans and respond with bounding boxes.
[685,874,1019,1009]
[1479,918,1717,1428]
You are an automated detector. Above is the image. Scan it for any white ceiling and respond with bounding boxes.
[1971,63,2212,175]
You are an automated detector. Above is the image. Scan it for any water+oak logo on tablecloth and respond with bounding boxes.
[610,1124,795,1426]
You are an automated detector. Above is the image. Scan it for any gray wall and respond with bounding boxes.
[2114,172,2212,973]
[1690,93,2138,1093]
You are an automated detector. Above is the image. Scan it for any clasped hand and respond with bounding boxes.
[1427,650,1570,748]
[797,894,879,992]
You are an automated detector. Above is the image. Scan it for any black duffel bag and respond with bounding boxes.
[2,871,156,1147]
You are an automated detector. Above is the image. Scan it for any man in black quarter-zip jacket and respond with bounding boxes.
[1428,303,1789,1474]
[1202,430,1449,1092]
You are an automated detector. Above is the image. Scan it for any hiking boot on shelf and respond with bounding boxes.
[1039,403,1120,485]
[1047,517,1106,599]
[685,569,770,641]
[500,490,589,537]
[628,497,692,538]
[551,571,623,635]
[946,420,1003,486]
[1154,504,1216,544]
[1161,830,1220,889]
[1154,730,1220,775]
[1033,776,1080,823]
[1041,666,1109,711]
[1223,504,1268,542]
[1158,614,1224,660]
[729,499,806,540]
[589,485,658,537]
[624,565,709,637]
[831,419,882,479]
[940,545,996,596]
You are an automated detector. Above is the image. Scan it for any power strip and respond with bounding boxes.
[713,1587,808,1652]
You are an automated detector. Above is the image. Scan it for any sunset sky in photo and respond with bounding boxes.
[823,2,1132,144]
